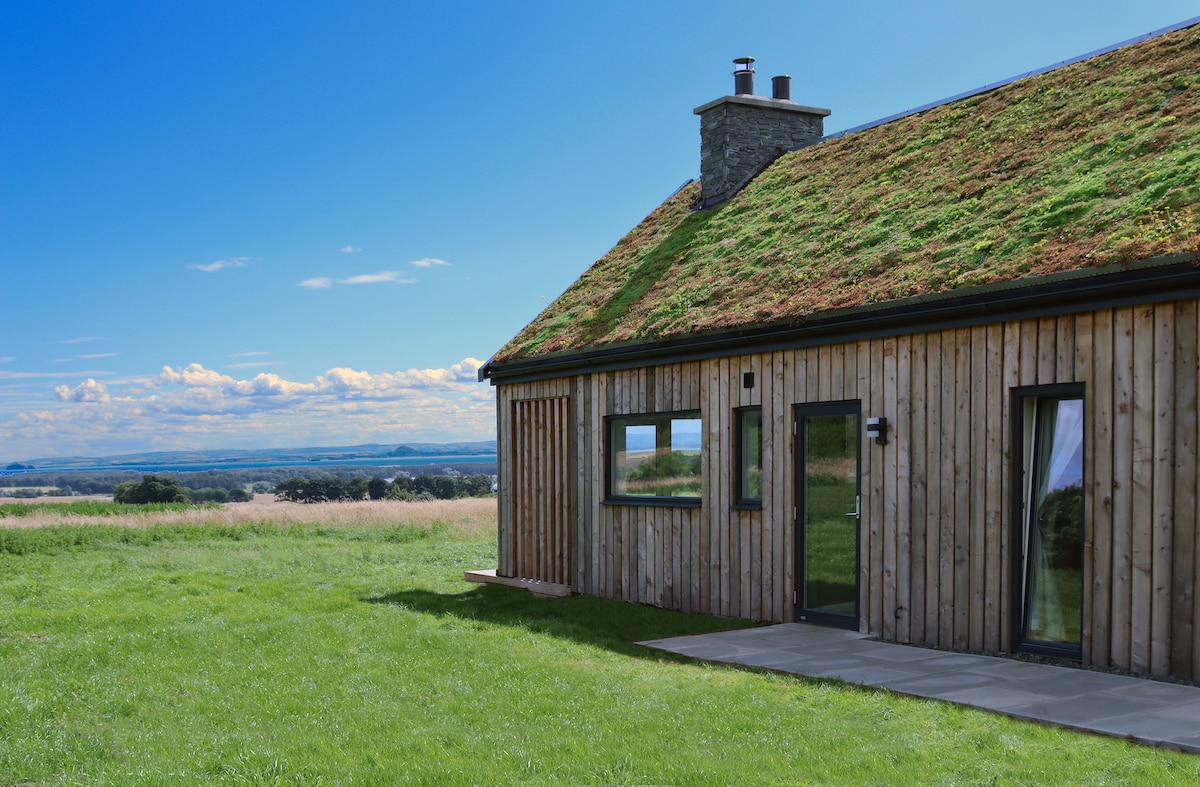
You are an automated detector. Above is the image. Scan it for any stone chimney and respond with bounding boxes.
[694,58,830,209]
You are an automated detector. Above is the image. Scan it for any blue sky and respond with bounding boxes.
[2,1,1196,461]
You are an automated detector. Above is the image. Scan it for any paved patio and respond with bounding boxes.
[638,623,1200,753]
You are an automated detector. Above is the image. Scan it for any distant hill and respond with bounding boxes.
[12,441,497,470]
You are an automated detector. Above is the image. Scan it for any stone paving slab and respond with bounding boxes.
[638,623,1200,753]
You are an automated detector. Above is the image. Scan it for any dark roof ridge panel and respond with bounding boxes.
[825,15,1200,142]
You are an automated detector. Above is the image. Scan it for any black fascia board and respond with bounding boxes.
[481,256,1200,385]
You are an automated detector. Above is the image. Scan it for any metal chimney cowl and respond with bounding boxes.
[772,75,792,101]
[733,57,755,95]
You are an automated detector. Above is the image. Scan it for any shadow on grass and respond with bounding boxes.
[365,583,753,659]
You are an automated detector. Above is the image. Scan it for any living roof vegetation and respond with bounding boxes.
[495,24,1200,363]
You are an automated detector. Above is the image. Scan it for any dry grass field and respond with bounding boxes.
[0,494,498,538]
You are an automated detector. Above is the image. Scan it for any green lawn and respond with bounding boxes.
[2,517,1197,785]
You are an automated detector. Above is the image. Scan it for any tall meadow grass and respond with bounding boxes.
[0,495,496,537]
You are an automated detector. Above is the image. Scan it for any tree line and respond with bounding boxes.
[112,475,254,504]
[0,462,496,498]
[97,472,495,505]
[275,474,494,503]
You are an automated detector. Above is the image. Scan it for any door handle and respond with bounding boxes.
[845,495,860,518]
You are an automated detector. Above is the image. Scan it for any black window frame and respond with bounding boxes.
[604,409,703,507]
[733,406,763,509]
[1009,383,1086,661]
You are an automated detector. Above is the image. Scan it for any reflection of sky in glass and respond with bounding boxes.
[1047,399,1084,490]
[622,418,702,451]
[672,418,702,450]
[625,425,655,451]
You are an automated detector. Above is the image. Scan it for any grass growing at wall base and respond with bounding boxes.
[3,516,1198,785]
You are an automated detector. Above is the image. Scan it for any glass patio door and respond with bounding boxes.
[1016,391,1084,657]
[794,402,861,629]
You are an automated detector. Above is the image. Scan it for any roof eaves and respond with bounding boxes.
[482,254,1200,385]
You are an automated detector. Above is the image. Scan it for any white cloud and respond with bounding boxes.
[189,257,251,273]
[0,369,114,381]
[1,359,494,458]
[300,271,417,288]
[62,336,102,344]
[410,258,450,268]
[340,245,362,253]
[0,357,13,363]
[338,271,415,285]
[55,378,110,403]
[77,353,118,360]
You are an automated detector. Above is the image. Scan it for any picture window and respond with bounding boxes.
[607,411,702,502]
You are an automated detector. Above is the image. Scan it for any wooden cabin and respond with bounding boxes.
[475,19,1200,683]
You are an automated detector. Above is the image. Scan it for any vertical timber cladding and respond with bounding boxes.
[836,302,1198,682]
[502,379,574,586]
[495,297,1200,681]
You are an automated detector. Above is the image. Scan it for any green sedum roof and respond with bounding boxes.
[494,24,1200,364]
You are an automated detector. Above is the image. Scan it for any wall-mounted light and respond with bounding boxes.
[743,372,755,389]
[866,417,888,446]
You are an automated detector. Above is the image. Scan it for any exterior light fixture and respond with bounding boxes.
[866,417,888,446]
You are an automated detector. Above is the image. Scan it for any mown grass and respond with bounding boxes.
[2,502,1198,785]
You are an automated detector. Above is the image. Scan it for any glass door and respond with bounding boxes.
[1015,390,1084,658]
[794,402,861,629]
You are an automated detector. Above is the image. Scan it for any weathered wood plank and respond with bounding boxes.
[1000,321,1021,652]
[1111,307,1135,670]
[909,332,928,644]
[925,330,943,644]
[547,397,557,583]
[1173,300,1197,681]
[599,374,613,598]
[516,393,529,580]
[881,336,899,641]
[1057,314,1075,383]
[895,334,912,643]
[719,357,736,617]
[741,509,753,619]
[818,344,832,402]
[772,350,787,622]
[862,340,880,635]
[939,329,957,649]
[591,375,605,595]
[706,359,721,614]
[758,351,775,620]
[969,325,987,652]
[1131,306,1154,672]
[1090,311,1114,667]
[983,322,1004,654]
[1073,314,1094,661]
[1038,317,1056,384]
[1020,319,1039,387]
[857,341,872,633]
[827,344,842,404]
[642,504,653,606]
[1151,303,1175,675]
[546,398,556,584]
[953,327,971,650]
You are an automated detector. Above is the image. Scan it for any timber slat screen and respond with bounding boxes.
[500,390,573,586]
[495,298,1200,683]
